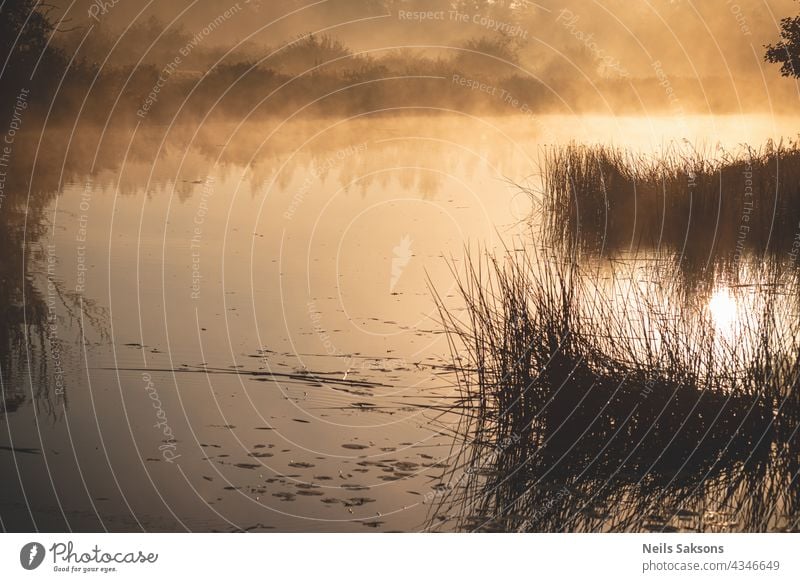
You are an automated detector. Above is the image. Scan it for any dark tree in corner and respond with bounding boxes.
[0,0,67,108]
[766,12,800,77]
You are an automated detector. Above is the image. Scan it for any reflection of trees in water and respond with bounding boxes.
[215,116,535,200]
[0,118,462,419]
[42,117,533,202]
[1,167,53,418]
[429,248,800,532]
[0,128,110,420]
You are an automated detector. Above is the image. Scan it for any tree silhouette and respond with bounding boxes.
[765,13,800,77]
[0,0,67,107]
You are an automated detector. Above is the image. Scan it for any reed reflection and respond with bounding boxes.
[431,243,800,532]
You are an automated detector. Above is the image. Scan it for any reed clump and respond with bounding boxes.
[543,140,800,258]
[431,245,800,532]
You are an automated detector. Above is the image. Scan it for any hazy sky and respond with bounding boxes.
[49,0,799,80]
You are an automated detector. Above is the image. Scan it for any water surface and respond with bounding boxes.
[1,113,798,531]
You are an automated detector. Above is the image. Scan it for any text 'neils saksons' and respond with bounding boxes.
[643,543,724,554]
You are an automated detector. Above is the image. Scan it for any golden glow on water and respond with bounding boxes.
[709,287,738,336]
[11,115,800,533]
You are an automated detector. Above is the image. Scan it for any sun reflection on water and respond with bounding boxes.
[709,287,738,336]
